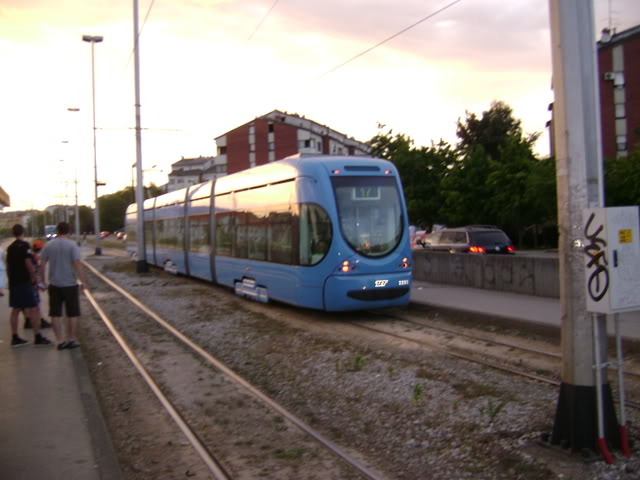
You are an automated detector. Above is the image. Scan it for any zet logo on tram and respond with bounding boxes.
[374,280,389,287]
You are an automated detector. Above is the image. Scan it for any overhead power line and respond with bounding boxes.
[317,0,462,79]
[124,0,157,71]
[248,0,280,41]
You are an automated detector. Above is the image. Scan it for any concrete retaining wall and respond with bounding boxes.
[412,250,560,298]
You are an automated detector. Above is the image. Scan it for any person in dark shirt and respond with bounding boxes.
[6,224,52,347]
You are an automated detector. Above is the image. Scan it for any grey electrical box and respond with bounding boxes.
[583,206,640,314]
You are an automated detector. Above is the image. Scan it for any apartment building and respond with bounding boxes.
[214,110,370,174]
[167,111,370,191]
[598,25,640,159]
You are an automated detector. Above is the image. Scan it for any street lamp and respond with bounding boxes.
[82,34,103,255]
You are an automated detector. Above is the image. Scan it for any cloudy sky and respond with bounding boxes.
[1,0,639,212]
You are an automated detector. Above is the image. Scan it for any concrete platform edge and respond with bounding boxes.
[71,348,124,480]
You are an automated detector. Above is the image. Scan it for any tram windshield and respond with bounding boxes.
[331,176,403,257]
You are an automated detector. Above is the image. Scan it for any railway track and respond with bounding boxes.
[82,260,385,480]
[355,310,640,410]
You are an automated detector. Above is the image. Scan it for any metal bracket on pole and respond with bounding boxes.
[614,314,632,457]
[592,313,614,464]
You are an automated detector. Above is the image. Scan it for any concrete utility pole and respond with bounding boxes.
[133,0,148,273]
[548,0,619,450]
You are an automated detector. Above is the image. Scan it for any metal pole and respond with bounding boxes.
[75,172,81,246]
[548,0,617,452]
[133,0,148,273]
[91,41,101,255]
[83,35,104,255]
[66,108,81,245]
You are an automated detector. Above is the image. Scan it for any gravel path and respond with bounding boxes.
[80,255,640,479]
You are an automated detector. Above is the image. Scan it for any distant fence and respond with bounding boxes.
[412,250,560,298]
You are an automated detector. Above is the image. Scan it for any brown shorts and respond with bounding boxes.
[48,285,81,317]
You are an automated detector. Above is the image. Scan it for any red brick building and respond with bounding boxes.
[547,25,640,160]
[598,25,640,159]
[214,110,370,175]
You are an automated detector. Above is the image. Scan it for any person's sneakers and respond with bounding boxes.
[64,340,80,350]
[11,336,29,348]
[58,340,80,350]
[34,334,52,346]
[25,318,50,329]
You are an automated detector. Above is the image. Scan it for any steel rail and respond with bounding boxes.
[369,310,640,381]
[350,320,640,411]
[82,286,232,480]
[82,260,385,480]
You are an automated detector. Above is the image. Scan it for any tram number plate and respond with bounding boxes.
[374,280,388,287]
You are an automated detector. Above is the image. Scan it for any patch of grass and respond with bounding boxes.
[413,384,424,405]
[273,448,305,460]
[452,381,502,399]
[480,398,507,424]
[352,355,365,371]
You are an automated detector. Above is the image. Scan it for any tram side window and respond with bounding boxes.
[188,197,210,255]
[234,212,248,258]
[157,211,184,250]
[299,204,331,265]
[215,213,233,256]
[188,214,209,254]
[126,215,137,243]
[247,210,267,261]
[268,208,295,264]
[144,218,153,248]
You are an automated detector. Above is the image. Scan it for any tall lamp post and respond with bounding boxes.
[67,107,81,245]
[82,34,103,256]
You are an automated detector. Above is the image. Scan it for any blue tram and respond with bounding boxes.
[125,155,412,311]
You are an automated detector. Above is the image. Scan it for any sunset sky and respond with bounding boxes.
[2,0,639,212]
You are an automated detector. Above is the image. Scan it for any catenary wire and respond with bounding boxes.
[317,0,462,79]
[248,0,281,41]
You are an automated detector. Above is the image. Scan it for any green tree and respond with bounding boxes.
[605,152,640,207]
[442,101,554,245]
[456,100,539,159]
[369,127,455,227]
[98,184,164,233]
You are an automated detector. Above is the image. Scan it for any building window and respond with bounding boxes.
[268,142,275,151]
[217,146,227,155]
[616,135,627,152]
[248,125,255,135]
[250,143,255,152]
[615,104,626,119]
[268,123,274,133]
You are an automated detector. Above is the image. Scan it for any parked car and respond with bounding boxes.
[115,231,125,240]
[420,225,515,254]
[100,231,111,239]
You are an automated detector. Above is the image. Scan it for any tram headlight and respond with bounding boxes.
[400,257,410,268]
[340,260,355,272]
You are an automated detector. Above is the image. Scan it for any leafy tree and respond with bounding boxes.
[441,101,554,245]
[98,184,164,233]
[456,100,539,159]
[605,152,640,207]
[371,101,558,247]
[369,127,455,227]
